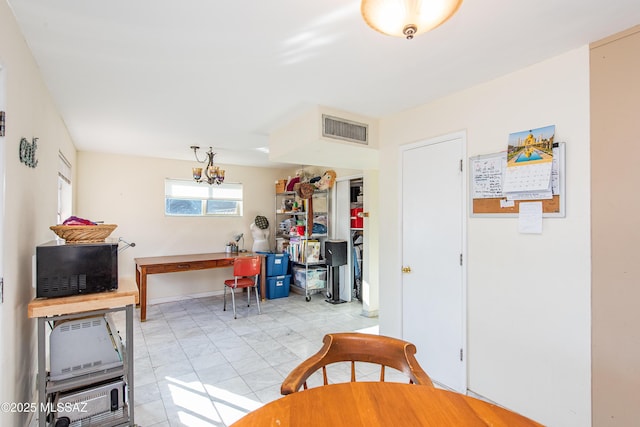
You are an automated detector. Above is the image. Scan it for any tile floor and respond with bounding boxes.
[117,291,379,427]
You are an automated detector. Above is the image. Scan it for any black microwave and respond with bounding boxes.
[36,240,118,298]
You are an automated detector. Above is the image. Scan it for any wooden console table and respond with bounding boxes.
[135,252,266,321]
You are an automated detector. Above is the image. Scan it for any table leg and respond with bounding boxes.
[126,304,135,423]
[135,265,141,307]
[37,317,46,427]
[140,268,147,322]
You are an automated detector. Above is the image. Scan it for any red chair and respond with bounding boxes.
[223,256,261,319]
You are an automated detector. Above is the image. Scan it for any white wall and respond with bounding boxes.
[377,47,591,426]
[76,151,293,302]
[0,0,593,424]
[0,1,78,425]
[269,105,380,170]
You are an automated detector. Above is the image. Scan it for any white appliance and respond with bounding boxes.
[50,314,123,381]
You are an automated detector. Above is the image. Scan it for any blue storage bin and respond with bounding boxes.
[266,275,291,299]
[265,253,289,276]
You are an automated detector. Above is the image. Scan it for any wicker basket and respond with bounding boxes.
[50,224,118,243]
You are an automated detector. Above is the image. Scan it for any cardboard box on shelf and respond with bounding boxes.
[275,179,287,193]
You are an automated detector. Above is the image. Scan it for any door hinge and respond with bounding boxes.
[460,253,463,266]
[459,159,463,172]
[460,348,463,361]
[0,277,3,304]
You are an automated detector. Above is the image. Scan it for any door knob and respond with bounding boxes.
[402,266,412,273]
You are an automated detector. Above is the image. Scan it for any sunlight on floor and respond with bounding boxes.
[356,325,379,334]
[166,377,222,425]
[130,292,379,426]
[166,376,265,426]
[206,384,265,426]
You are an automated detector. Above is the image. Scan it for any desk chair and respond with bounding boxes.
[223,255,261,319]
[281,332,433,395]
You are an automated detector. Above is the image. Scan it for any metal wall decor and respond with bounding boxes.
[19,137,39,168]
[0,111,5,137]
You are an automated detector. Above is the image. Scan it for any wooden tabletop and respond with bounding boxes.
[134,251,256,266]
[28,277,139,318]
[231,382,543,427]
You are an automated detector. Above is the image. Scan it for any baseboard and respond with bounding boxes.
[429,384,497,405]
[360,308,378,318]
[467,389,500,405]
[148,289,225,305]
[27,408,36,427]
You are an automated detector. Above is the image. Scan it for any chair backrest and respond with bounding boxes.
[233,255,261,277]
[280,332,433,395]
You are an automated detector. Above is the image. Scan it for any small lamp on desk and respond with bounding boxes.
[234,233,246,252]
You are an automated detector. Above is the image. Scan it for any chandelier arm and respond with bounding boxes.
[191,145,207,163]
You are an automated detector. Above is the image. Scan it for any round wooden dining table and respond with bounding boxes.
[231,382,543,427]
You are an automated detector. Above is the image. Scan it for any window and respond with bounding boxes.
[57,151,72,224]
[165,179,243,216]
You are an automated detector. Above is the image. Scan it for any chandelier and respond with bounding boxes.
[361,0,463,40]
[190,146,225,185]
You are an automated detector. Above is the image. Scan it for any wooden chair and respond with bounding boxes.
[280,332,433,395]
[223,255,261,319]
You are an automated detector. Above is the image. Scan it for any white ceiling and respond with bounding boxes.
[7,0,640,167]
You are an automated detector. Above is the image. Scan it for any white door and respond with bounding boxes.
[401,132,466,393]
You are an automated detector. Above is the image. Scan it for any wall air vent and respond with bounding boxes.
[322,114,369,145]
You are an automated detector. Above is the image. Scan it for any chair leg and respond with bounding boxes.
[247,287,251,307]
[223,285,227,311]
[254,285,261,315]
[230,287,237,319]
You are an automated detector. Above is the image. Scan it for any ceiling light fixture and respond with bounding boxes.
[361,0,463,40]
[190,145,225,185]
